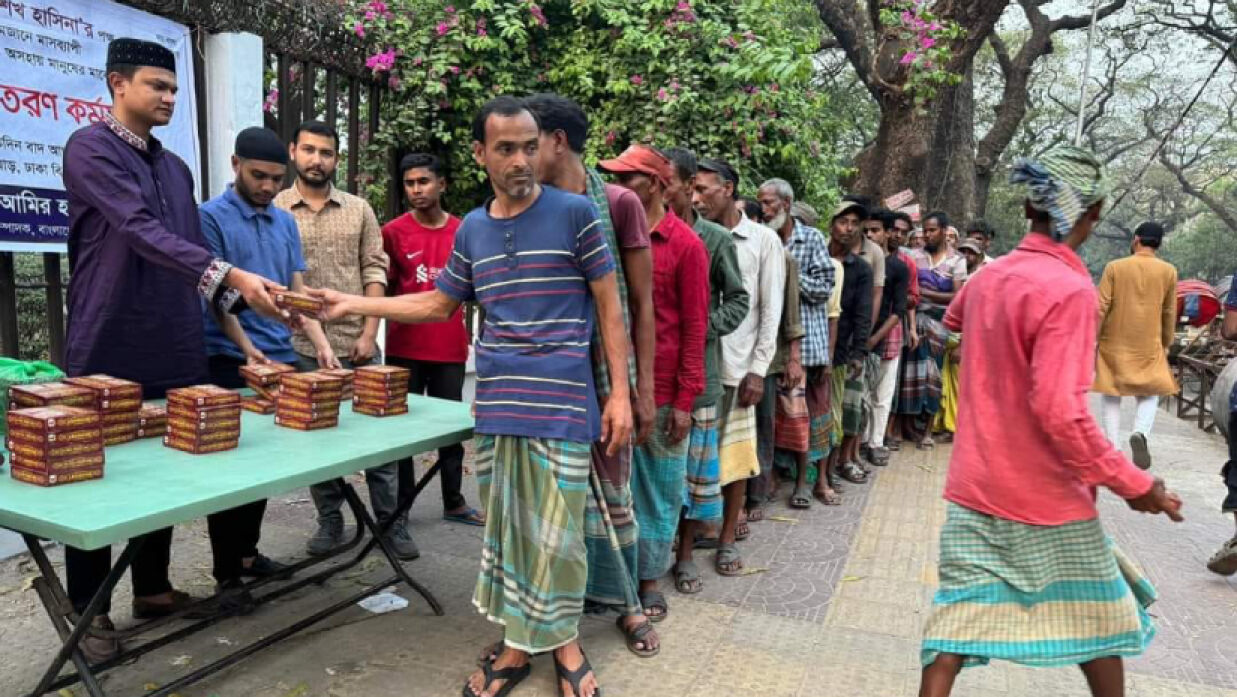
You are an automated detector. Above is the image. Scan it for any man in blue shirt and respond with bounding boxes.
[311,96,632,697]
[197,127,335,600]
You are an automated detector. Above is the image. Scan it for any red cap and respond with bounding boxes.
[598,144,673,186]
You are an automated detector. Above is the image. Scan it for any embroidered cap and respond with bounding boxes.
[106,38,176,73]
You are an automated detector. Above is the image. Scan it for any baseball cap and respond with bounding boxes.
[598,145,673,186]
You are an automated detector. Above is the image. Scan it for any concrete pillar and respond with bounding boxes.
[203,32,264,199]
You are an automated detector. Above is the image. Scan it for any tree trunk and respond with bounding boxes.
[852,73,977,225]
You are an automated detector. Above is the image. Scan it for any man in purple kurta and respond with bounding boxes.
[61,38,282,662]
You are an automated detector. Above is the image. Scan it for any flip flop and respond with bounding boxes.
[554,647,602,697]
[735,520,751,541]
[463,654,531,697]
[674,560,703,594]
[639,590,668,623]
[444,507,486,526]
[616,615,660,657]
[715,543,744,576]
[789,485,812,509]
[916,437,935,450]
[746,506,765,522]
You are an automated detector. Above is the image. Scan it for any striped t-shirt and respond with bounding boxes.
[436,185,616,443]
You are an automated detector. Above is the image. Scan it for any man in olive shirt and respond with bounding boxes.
[663,147,750,594]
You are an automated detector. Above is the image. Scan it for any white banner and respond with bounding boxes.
[0,0,199,250]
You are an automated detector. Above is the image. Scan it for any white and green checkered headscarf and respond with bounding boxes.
[1010,145,1110,241]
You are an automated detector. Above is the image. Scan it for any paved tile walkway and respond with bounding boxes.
[2,397,1236,696]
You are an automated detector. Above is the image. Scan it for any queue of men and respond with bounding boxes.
[62,36,1196,697]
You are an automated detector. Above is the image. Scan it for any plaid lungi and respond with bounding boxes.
[584,441,641,616]
[474,435,591,653]
[898,313,947,416]
[832,364,866,436]
[775,374,810,453]
[631,405,691,581]
[806,366,834,462]
[922,503,1157,669]
[718,385,759,487]
[683,403,722,522]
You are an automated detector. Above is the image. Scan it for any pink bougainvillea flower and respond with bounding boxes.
[364,10,375,21]
[529,3,548,27]
[353,22,365,37]
[436,22,450,36]
[412,56,424,66]
[920,36,936,49]
[656,88,668,100]
[669,79,681,91]
[388,75,401,90]
[365,48,397,73]
[605,130,617,146]
[368,0,387,13]
[630,74,643,85]
[449,65,461,74]
[445,4,456,12]
[900,51,917,65]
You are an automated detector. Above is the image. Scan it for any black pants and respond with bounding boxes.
[66,528,174,615]
[386,357,468,512]
[205,355,268,583]
[747,373,779,506]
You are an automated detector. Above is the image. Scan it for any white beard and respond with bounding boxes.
[768,211,787,231]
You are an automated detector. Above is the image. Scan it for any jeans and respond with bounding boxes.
[385,357,468,512]
[66,528,174,615]
[1099,394,1159,448]
[205,354,269,582]
[296,353,400,526]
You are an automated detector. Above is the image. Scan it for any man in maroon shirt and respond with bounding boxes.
[602,145,709,625]
[382,154,484,548]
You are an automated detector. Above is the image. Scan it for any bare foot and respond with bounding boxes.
[466,646,529,697]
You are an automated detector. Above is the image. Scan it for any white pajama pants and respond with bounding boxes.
[864,354,901,448]
[1100,394,1159,448]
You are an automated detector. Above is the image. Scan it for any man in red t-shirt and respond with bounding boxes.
[383,153,484,537]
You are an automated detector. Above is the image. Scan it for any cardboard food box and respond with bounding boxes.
[163,435,239,454]
[166,416,241,435]
[136,426,164,439]
[9,383,98,409]
[137,416,167,429]
[166,402,243,422]
[274,414,339,431]
[11,450,105,471]
[239,362,297,386]
[102,421,139,437]
[247,384,277,401]
[352,402,410,417]
[101,411,139,425]
[103,432,138,446]
[275,392,341,411]
[165,427,240,445]
[7,436,103,460]
[354,365,411,387]
[139,403,167,420]
[166,385,241,408]
[7,406,101,434]
[318,368,355,398]
[273,290,324,316]
[63,375,143,400]
[241,397,275,414]
[11,466,103,486]
[280,371,345,393]
[97,398,142,413]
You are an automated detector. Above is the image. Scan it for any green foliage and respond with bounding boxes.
[1163,216,1237,285]
[348,0,849,212]
[878,0,965,111]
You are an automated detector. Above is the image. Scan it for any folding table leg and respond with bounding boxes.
[30,577,107,697]
[27,536,144,697]
[339,482,444,615]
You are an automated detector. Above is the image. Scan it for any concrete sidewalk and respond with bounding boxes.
[1,398,1235,696]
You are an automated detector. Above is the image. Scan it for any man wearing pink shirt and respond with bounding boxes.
[918,146,1183,697]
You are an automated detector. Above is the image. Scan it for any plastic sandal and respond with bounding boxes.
[615,615,660,657]
[554,647,602,697]
[462,655,531,697]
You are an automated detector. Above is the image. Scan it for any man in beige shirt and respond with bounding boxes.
[273,120,406,558]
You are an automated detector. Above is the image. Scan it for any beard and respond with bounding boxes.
[767,210,787,231]
[925,240,940,253]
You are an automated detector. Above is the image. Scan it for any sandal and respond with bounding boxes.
[692,535,720,550]
[789,484,812,509]
[813,486,842,506]
[746,506,765,523]
[639,590,668,623]
[916,437,935,450]
[869,447,890,467]
[477,639,504,666]
[463,654,531,697]
[444,506,486,527]
[1208,537,1237,576]
[838,461,868,484]
[674,560,703,594]
[554,647,602,697]
[616,615,660,658]
[887,438,902,452]
[826,469,846,493]
[715,543,744,576]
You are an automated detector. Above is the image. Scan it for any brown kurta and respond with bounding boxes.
[1093,253,1178,396]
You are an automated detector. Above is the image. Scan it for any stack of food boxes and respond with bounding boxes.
[64,375,143,445]
[319,368,355,401]
[275,371,344,431]
[352,365,410,417]
[239,362,297,414]
[6,406,104,485]
[136,403,167,439]
[164,385,242,454]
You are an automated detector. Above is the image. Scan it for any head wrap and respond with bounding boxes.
[1009,145,1109,241]
[234,127,288,164]
[106,38,176,73]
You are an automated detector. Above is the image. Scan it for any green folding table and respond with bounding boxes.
[0,394,474,697]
